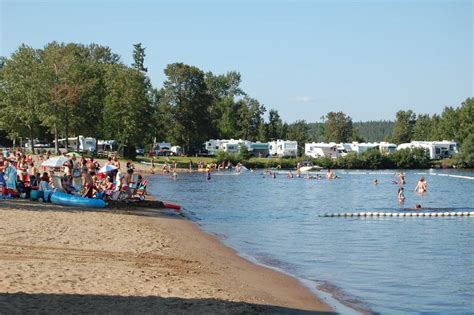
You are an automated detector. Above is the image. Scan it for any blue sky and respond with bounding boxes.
[1,0,472,122]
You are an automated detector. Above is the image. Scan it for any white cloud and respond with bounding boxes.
[292,96,315,103]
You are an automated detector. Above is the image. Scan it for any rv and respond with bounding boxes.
[170,146,182,156]
[155,142,172,156]
[97,140,116,152]
[204,139,224,156]
[204,139,253,155]
[378,142,397,155]
[349,142,379,154]
[397,141,458,160]
[251,142,269,157]
[55,136,96,152]
[305,142,339,159]
[268,140,298,157]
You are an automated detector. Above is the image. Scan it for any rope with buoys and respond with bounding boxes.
[320,212,474,218]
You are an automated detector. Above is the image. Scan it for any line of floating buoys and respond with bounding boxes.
[320,212,474,218]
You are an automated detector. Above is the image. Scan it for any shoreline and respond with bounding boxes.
[0,199,334,313]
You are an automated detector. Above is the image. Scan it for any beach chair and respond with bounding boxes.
[132,179,148,200]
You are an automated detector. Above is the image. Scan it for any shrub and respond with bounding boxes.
[459,134,474,168]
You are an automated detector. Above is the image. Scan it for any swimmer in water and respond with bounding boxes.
[272,172,276,179]
[398,187,405,203]
[396,172,406,185]
[414,176,427,193]
[415,203,422,210]
[326,169,334,180]
[373,179,378,185]
[287,171,293,178]
[206,168,211,180]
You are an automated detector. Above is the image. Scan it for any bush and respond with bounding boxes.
[459,134,474,168]
[389,148,430,169]
[216,151,242,165]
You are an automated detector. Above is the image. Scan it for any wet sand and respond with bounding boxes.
[0,200,334,314]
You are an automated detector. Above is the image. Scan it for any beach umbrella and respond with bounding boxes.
[42,156,69,168]
[66,152,81,158]
[98,164,117,174]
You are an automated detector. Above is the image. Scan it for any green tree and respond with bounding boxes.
[266,109,283,140]
[0,45,44,153]
[236,97,266,141]
[132,43,147,72]
[458,133,474,167]
[324,111,354,143]
[392,110,416,144]
[161,63,212,153]
[412,114,432,140]
[457,98,474,144]
[287,120,309,156]
[437,106,459,141]
[103,64,154,158]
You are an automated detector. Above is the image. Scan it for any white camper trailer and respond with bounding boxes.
[378,142,397,155]
[398,141,458,160]
[204,139,253,155]
[56,136,96,152]
[97,140,116,152]
[155,142,172,155]
[268,140,298,157]
[204,139,223,156]
[305,142,339,159]
[349,142,379,154]
[170,146,182,156]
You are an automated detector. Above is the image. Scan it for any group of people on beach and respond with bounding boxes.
[0,148,146,202]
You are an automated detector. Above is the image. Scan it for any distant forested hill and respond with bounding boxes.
[307,120,394,142]
[353,120,395,142]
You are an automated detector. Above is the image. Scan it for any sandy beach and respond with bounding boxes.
[0,199,334,314]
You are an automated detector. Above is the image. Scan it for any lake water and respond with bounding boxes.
[149,169,474,314]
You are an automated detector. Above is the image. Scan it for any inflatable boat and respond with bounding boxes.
[51,192,106,209]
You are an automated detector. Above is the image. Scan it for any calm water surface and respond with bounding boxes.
[149,169,474,314]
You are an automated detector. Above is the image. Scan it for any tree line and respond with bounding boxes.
[0,42,472,163]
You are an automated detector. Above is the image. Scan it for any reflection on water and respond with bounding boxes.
[149,169,474,314]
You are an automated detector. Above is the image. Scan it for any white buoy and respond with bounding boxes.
[399,213,406,217]
[463,212,469,216]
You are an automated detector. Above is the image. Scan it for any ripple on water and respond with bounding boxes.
[149,170,474,314]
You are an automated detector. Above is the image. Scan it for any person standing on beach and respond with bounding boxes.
[151,157,155,174]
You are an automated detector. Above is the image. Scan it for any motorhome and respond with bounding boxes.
[204,139,225,155]
[349,142,379,154]
[397,141,458,160]
[337,143,351,156]
[305,142,339,159]
[268,140,298,157]
[170,146,182,156]
[204,139,253,155]
[97,140,116,152]
[155,142,172,156]
[251,142,269,157]
[55,136,96,152]
[378,142,397,155]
